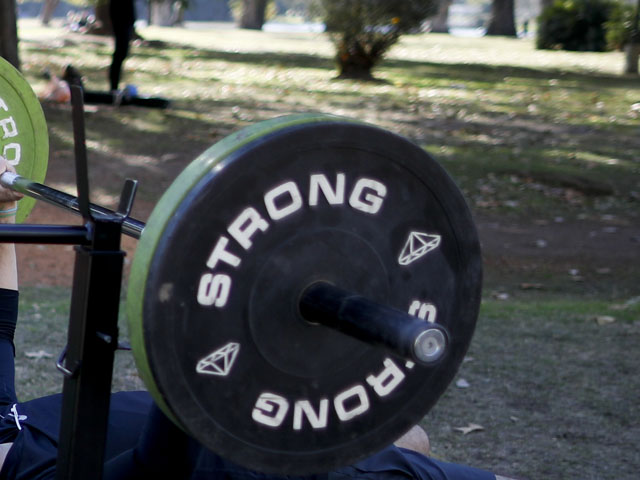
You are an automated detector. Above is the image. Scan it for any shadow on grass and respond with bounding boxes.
[25,39,639,212]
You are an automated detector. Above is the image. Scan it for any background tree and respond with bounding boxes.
[149,0,188,26]
[93,0,113,33]
[605,0,638,50]
[40,0,61,26]
[319,0,437,79]
[429,0,452,33]
[486,0,517,36]
[239,0,269,29]
[537,0,614,51]
[0,0,20,69]
[624,0,639,73]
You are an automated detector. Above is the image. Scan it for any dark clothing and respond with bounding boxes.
[109,0,135,28]
[0,288,495,479]
[0,392,150,480]
[108,0,136,91]
[0,389,495,480]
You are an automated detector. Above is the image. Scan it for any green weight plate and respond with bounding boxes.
[0,58,49,222]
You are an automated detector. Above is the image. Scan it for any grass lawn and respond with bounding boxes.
[10,18,640,479]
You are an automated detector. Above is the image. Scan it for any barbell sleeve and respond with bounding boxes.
[0,171,145,239]
[299,281,449,365]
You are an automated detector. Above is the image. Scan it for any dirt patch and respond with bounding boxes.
[477,214,640,297]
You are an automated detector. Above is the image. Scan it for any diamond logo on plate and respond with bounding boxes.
[196,342,240,377]
[398,232,441,266]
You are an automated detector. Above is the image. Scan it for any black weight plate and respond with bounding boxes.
[127,114,482,474]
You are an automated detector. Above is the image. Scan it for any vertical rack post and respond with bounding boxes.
[54,87,126,480]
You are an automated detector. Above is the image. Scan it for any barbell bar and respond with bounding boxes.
[300,281,448,365]
[0,171,145,239]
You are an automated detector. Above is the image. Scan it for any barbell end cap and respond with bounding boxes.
[0,171,19,188]
[413,327,448,365]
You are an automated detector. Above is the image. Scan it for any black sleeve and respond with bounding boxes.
[0,288,18,348]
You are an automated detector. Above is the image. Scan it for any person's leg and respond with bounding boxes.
[329,445,497,480]
[0,338,16,408]
[394,425,430,456]
[103,403,196,480]
[109,24,132,92]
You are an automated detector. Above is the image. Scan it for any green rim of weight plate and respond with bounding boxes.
[0,58,49,222]
[126,113,358,426]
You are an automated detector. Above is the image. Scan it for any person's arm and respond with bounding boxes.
[0,223,18,291]
[0,157,22,290]
[0,157,23,407]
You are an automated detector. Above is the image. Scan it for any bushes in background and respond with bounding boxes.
[536,0,637,52]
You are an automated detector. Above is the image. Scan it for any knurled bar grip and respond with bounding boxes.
[0,171,145,239]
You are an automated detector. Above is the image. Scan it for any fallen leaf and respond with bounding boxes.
[610,296,640,310]
[25,350,52,360]
[594,315,615,325]
[535,239,548,248]
[456,378,470,388]
[520,283,543,290]
[454,423,484,435]
[492,292,509,300]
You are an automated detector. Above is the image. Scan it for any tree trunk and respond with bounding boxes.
[626,0,640,74]
[150,0,184,26]
[486,0,517,37]
[624,42,639,74]
[239,0,267,30]
[172,1,185,26]
[150,0,175,26]
[0,0,20,69]
[39,0,60,26]
[429,0,452,33]
[334,38,379,80]
[91,3,113,35]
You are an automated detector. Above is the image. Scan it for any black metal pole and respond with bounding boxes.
[54,218,125,480]
[0,224,90,244]
[71,86,91,218]
[54,84,124,480]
